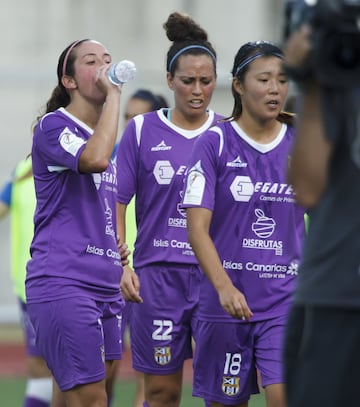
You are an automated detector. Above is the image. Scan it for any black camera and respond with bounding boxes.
[284,0,360,88]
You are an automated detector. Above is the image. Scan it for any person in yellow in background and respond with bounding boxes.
[114,89,169,407]
[0,156,53,407]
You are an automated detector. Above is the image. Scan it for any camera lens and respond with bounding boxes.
[333,33,360,69]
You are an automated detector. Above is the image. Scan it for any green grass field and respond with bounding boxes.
[1,377,266,406]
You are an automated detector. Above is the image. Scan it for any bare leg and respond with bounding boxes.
[264,383,286,407]
[51,380,66,407]
[24,355,53,407]
[144,370,182,407]
[63,380,107,407]
[105,360,119,406]
[133,371,145,407]
[51,360,116,407]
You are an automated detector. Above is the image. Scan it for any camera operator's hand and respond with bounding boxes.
[286,23,332,209]
[284,24,314,84]
[284,24,312,69]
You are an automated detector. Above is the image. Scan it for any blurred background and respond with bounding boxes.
[0,0,289,322]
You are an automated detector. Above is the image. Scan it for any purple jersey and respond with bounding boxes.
[116,108,221,267]
[26,108,122,303]
[182,120,305,322]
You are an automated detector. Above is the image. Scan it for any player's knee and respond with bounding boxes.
[146,384,181,407]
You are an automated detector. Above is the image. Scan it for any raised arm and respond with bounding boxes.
[284,25,333,208]
[287,83,333,208]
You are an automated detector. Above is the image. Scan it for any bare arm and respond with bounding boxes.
[0,201,10,220]
[284,25,333,208]
[288,83,333,208]
[116,201,142,303]
[187,207,252,320]
[78,66,122,173]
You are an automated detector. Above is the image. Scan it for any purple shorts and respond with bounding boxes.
[192,314,287,404]
[120,301,132,348]
[130,263,201,374]
[27,296,124,391]
[19,299,40,357]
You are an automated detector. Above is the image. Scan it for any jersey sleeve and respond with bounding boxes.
[33,112,86,173]
[116,117,141,204]
[182,127,222,211]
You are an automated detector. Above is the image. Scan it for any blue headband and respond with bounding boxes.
[168,45,216,72]
[235,52,283,77]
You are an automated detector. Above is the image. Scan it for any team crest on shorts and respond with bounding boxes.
[222,376,240,396]
[154,346,171,365]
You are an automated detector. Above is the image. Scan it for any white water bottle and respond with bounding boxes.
[108,60,136,85]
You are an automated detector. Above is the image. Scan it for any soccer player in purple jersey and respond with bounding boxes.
[25,39,126,407]
[118,89,169,407]
[116,12,221,407]
[182,42,306,407]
